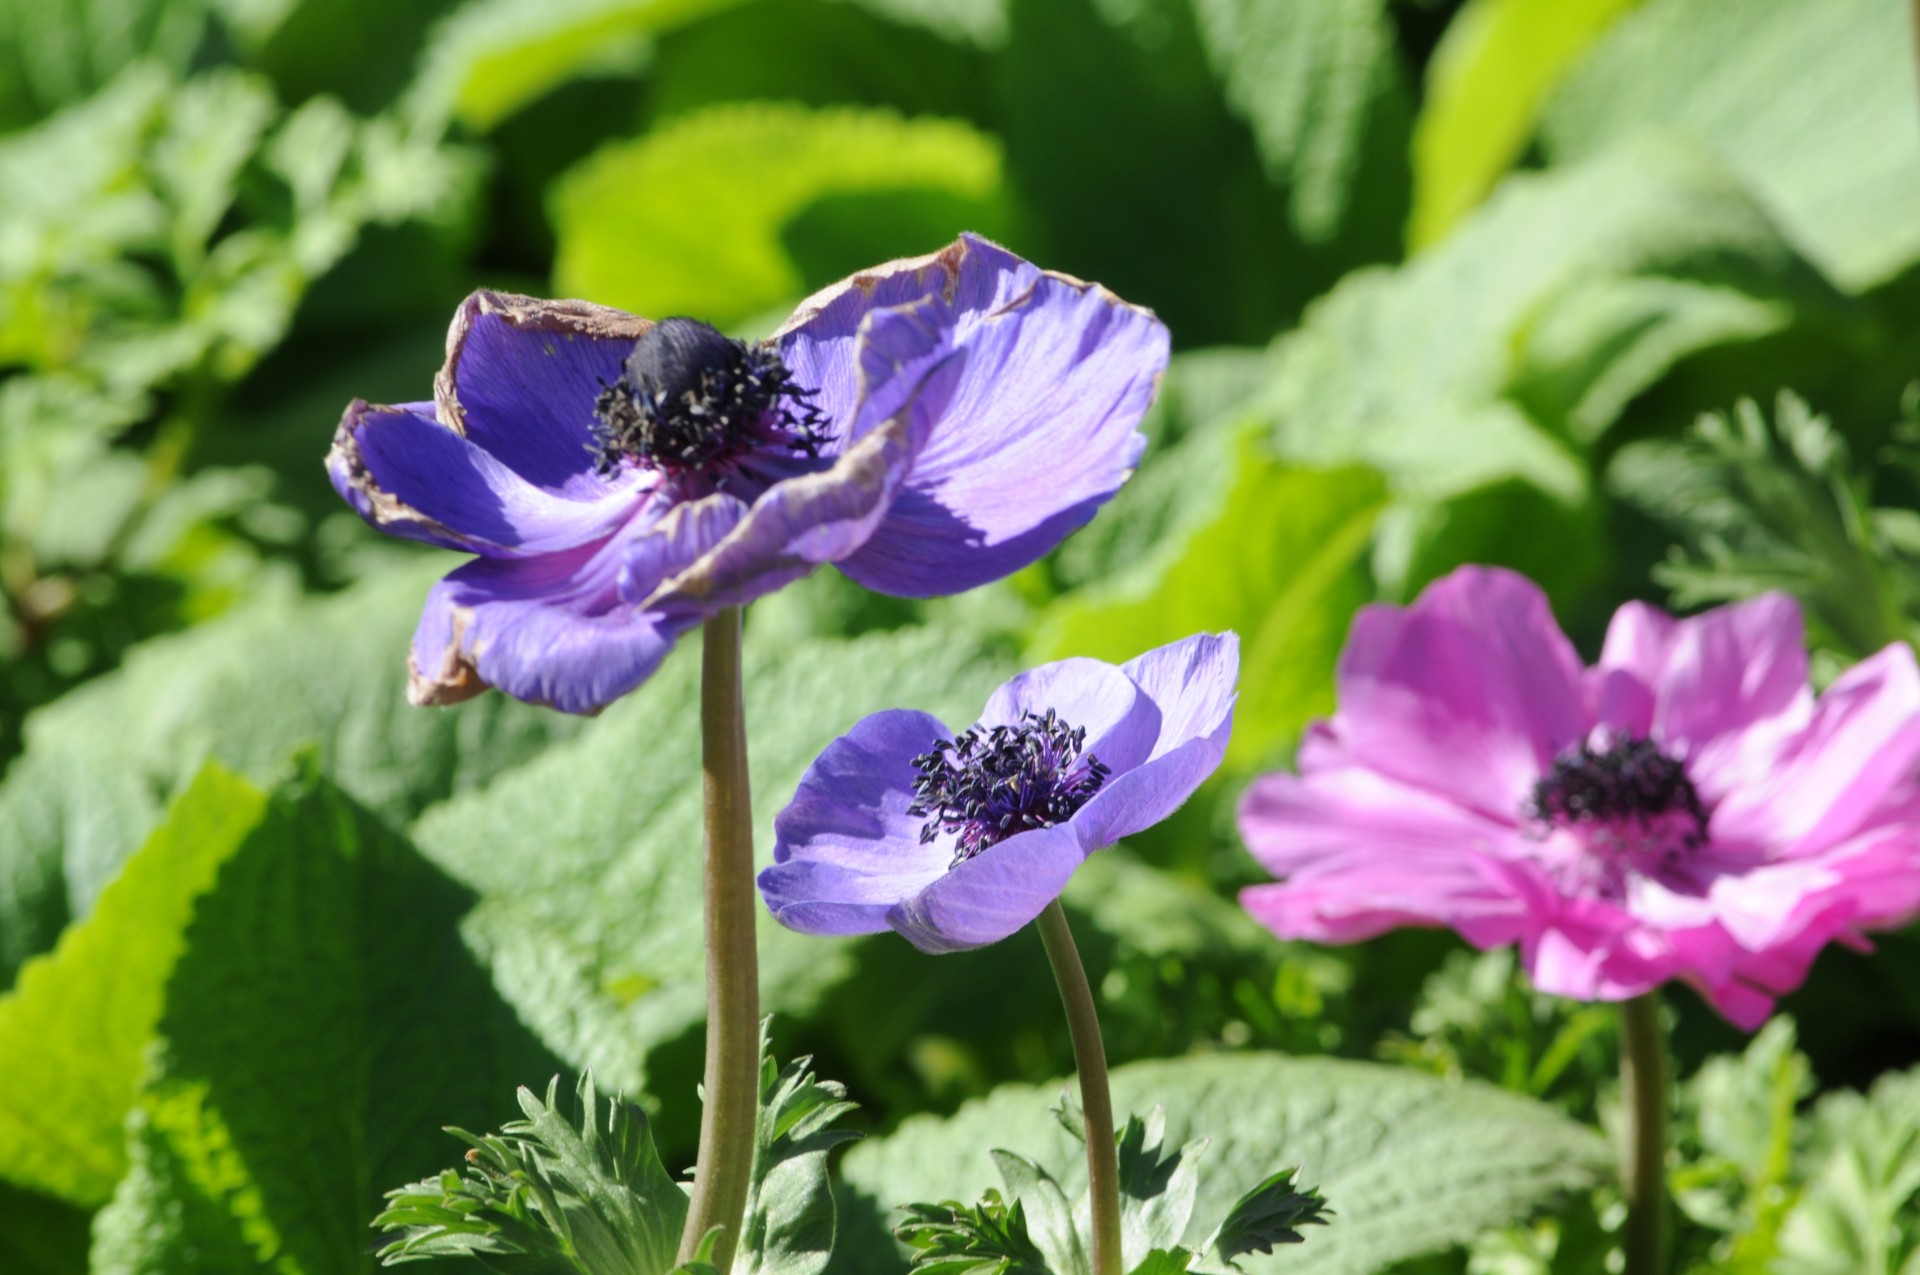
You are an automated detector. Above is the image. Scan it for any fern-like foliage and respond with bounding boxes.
[374,1073,686,1274]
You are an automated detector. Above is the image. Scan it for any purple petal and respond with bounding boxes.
[887,823,1088,953]
[327,399,641,557]
[978,657,1158,776]
[435,291,651,498]
[811,235,1167,597]
[774,237,981,433]
[635,301,961,613]
[760,709,954,937]
[1330,567,1587,822]
[408,494,744,713]
[1068,633,1239,846]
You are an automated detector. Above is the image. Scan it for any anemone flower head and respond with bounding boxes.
[759,633,1238,953]
[1238,566,1920,1029]
[326,234,1169,714]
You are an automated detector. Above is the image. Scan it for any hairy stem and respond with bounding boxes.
[1619,992,1670,1275]
[679,608,761,1271]
[1036,900,1123,1275]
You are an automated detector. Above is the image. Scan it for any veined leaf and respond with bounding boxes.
[1541,0,1920,293]
[835,1053,1609,1275]
[1408,0,1644,249]
[0,765,266,1206]
[87,768,560,1274]
[550,101,1005,328]
[407,0,746,135]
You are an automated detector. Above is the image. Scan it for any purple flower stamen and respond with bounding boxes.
[908,708,1113,868]
[590,316,830,480]
[1527,733,1709,850]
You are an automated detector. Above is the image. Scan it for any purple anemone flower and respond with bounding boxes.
[326,234,1168,713]
[1238,566,1920,1029]
[759,633,1238,953]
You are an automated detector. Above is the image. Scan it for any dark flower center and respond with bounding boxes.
[908,709,1112,868]
[590,317,830,480]
[1527,733,1709,852]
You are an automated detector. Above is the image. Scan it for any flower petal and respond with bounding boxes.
[327,399,641,557]
[1710,643,1920,854]
[825,234,1167,597]
[887,823,1088,953]
[1066,633,1240,847]
[435,291,652,497]
[979,656,1158,776]
[1328,566,1587,821]
[637,299,961,614]
[1238,768,1533,947]
[760,708,954,937]
[408,494,744,713]
[1614,593,1814,796]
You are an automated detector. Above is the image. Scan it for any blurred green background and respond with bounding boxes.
[7,0,1920,1272]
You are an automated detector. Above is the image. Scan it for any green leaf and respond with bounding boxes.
[0,0,211,127]
[1774,1065,1920,1275]
[375,1073,686,1273]
[1188,0,1409,243]
[0,563,587,984]
[987,1153,1085,1275]
[896,1192,1051,1275]
[1607,392,1920,660]
[834,1053,1610,1275]
[1670,1017,1809,1261]
[739,1043,861,1275]
[1541,0,1920,293]
[407,616,1015,1099]
[1112,1112,1202,1258]
[1258,138,1843,502]
[1031,431,1388,771]
[1205,1169,1330,1268]
[406,0,745,135]
[549,101,1005,329]
[1408,0,1645,249]
[87,768,561,1274]
[0,764,266,1206]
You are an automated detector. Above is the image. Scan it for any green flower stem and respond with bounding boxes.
[1619,992,1669,1275]
[1036,899,1123,1275]
[679,607,761,1271]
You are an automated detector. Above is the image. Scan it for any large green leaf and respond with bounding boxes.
[1408,0,1644,249]
[0,766,265,1206]
[986,0,1402,347]
[832,1053,1611,1274]
[406,0,744,135]
[1188,0,1410,243]
[549,101,1006,327]
[1031,434,1386,773]
[0,564,586,984]
[409,615,1016,1100]
[87,767,560,1274]
[1540,0,1920,293]
[1256,139,1843,503]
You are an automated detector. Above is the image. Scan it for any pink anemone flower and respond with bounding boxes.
[1238,566,1920,1029]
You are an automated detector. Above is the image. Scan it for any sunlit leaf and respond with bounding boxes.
[550,101,1005,327]
[835,1054,1608,1274]
[1541,0,1920,292]
[1408,0,1644,249]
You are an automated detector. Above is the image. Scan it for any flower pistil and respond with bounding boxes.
[590,316,830,481]
[1526,732,1710,892]
[909,709,1113,867]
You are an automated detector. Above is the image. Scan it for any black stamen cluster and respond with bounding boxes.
[590,316,830,480]
[908,708,1113,868]
[1527,733,1709,847]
